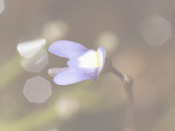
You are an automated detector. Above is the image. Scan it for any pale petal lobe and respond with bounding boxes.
[53,67,90,85]
[48,40,88,59]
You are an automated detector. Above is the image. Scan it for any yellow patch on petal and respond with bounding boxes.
[97,46,106,74]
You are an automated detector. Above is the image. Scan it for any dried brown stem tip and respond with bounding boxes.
[122,75,133,89]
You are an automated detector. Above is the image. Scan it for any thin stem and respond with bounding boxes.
[111,66,124,80]
[111,66,136,131]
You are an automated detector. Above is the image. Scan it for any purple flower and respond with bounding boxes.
[48,40,106,85]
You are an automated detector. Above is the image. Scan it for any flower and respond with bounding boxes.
[48,40,106,85]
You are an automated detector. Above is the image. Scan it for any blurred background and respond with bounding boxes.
[0,0,174,131]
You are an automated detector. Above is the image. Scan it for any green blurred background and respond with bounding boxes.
[0,0,174,131]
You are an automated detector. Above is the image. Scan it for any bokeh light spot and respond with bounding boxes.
[0,0,4,14]
[20,49,48,72]
[42,20,68,42]
[23,76,51,103]
[48,129,59,131]
[56,95,80,119]
[17,39,48,72]
[17,39,46,58]
[95,31,119,55]
[140,16,171,46]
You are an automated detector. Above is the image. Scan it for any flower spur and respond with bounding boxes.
[48,40,106,85]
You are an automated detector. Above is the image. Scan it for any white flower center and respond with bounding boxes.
[77,50,99,69]
[77,47,106,75]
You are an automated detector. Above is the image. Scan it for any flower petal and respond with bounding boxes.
[48,67,68,77]
[84,68,98,81]
[67,59,79,67]
[53,67,90,85]
[48,40,88,59]
[67,59,98,80]
[97,46,106,74]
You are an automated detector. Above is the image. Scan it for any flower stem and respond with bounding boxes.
[111,66,123,80]
[111,66,136,131]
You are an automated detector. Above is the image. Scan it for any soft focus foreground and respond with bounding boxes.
[0,0,174,131]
